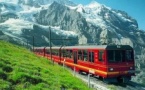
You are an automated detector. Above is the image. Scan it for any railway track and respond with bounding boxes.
[67,68,145,90]
[126,81,145,90]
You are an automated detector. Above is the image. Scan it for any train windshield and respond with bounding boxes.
[107,50,133,63]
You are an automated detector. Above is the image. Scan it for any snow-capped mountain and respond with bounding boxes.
[0,0,145,86]
[0,0,77,46]
[35,1,140,45]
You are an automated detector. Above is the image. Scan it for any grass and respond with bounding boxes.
[0,40,91,90]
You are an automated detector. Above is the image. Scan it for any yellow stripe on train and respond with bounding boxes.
[61,61,123,76]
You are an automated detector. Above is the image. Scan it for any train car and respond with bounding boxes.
[34,45,135,83]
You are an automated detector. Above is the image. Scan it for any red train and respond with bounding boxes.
[34,45,135,83]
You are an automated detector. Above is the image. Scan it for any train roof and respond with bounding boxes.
[34,45,133,50]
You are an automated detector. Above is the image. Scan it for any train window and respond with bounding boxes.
[38,49,42,54]
[62,49,72,58]
[126,50,133,61]
[115,50,122,62]
[122,50,126,62]
[99,50,104,62]
[89,52,94,62]
[62,50,67,57]
[78,50,83,60]
[108,50,126,62]
[83,50,88,61]
[46,50,50,54]
[108,50,115,62]
[52,49,59,56]
[67,50,73,58]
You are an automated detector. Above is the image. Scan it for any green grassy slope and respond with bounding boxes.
[0,40,91,90]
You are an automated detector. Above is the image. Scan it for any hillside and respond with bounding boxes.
[0,40,91,90]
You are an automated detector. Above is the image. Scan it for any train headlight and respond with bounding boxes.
[109,68,114,71]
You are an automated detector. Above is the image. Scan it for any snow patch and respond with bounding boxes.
[69,1,135,32]
[112,11,132,22]
[0,18,33,34]
[18,4,50,22]
[3,31,22,40]
[42,35,49,43]
[18,6,40,22]
[0,2,22,14]
[66,5,77,10]
[81,4,106,27]
[76,4,84,13]
[0,0,19,4]
[36,25,78,37]
[120,38,133,47]
[67,1,108,28]
[117,34,123,39]
[86,1,101,9]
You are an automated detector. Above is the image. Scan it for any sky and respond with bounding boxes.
[71,0,145,30]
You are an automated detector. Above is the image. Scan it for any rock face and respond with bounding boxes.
[35,2,91,44]
[0,0,145,85]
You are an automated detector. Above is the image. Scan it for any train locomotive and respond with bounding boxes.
[34,45,135,83]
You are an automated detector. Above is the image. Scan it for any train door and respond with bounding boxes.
[98,50,105,64]
[88,50,95,74]
[88,51,95,63]
[73,51,77,64]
